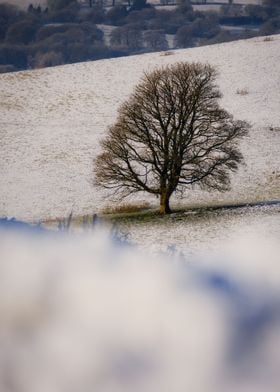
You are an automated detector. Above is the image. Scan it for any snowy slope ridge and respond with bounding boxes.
[1,35,280,221]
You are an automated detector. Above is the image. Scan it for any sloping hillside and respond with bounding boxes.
[0,35,280,221]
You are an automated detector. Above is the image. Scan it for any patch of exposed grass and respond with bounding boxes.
[101,202,152,215]
[99,200,280,225]
[236,88,249,96]
[268,125,280,132]
[263,36,274,42]
[160,51,174,56]
[41,199,280,230]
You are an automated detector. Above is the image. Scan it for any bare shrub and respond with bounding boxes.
[33,51,65,68]
[143,30,168,51]
[110,24,143,50]
[0,64,16,73]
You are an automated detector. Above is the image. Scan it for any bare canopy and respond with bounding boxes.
[95,62,249,214]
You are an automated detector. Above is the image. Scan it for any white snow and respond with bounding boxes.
[118,204,280,255]
[0,35,280,222]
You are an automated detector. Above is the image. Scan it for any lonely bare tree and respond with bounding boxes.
[95,62,249,214]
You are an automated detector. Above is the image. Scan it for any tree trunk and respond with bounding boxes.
[159,191,171,214]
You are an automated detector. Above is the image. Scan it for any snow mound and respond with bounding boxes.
[0,227,280,392]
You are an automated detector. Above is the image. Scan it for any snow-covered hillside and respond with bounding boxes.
[1,35,280,221]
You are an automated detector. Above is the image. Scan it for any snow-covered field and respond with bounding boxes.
[0,35,280,391]
[1,35,280,223]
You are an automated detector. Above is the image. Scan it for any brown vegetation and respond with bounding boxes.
[236,88,249,95]
[101,202,152,215]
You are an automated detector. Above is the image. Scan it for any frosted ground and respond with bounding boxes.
[0,35,280,253]
[117,204,280,255]
[0,34,280,391]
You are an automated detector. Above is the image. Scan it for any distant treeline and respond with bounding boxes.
[0,0,279,73]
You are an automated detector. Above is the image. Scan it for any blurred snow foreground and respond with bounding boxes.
[0,223,280,392]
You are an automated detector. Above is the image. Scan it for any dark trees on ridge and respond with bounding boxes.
[94,62,249,214]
